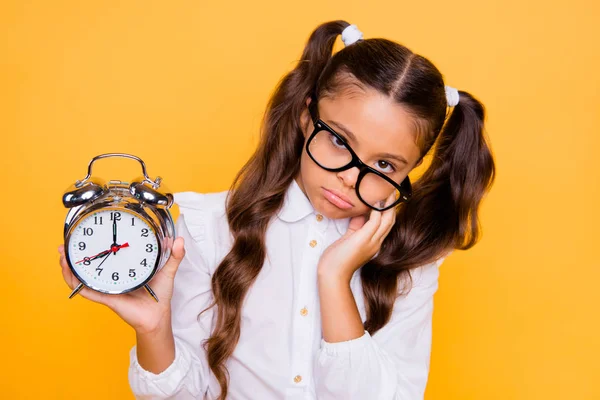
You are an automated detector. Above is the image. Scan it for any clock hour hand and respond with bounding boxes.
[75,243,130,264]
[75,249,111,264]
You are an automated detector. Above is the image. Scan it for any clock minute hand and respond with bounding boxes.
[112,219,117,247]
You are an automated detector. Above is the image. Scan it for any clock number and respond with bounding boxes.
[129,269,136,277]
[78,242,86,251]
[110,212,121,222]
[96,267,103,276]
[131,217,135,227]
[112,272,119,281]
[140,258,148,267]
[83,257,91,266]
[83,227,93,236]
[94,216,103,225]
[146,244,153,253]
[141,228,149,237]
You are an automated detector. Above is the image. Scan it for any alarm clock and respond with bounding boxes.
[62,153,175,302]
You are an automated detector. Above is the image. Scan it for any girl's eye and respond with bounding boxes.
[376,160,395,173]
[328,133,346,149]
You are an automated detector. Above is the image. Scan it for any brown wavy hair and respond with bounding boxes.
[202,20,496,398]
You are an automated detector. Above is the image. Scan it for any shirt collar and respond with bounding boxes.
[277,179,350,236]
[276,179,314,223]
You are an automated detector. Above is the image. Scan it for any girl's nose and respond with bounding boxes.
[336,167,360,189]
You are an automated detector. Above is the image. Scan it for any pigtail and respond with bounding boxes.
[397,89,496,259]
[423,91,496,249]
[362,90,496,333]
[204,21,349,400]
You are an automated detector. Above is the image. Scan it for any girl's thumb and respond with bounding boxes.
[343,214,367,238]
[161,237,186,279]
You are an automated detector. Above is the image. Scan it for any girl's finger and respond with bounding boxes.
[347,214,367,233]
[357,205,383,241]
[377,214,396,245]
[59,256,73,286]
[373,193,397,243]
[76,285,114,305]
[159,236,186,280]
[341,214,368,240]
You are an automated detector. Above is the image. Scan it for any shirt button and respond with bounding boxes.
[300,307,308,316]
[309,240,317,248]
[294,375,302,383]
[316,214,323,222]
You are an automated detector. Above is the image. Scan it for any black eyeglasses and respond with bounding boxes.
[305,106,412,212]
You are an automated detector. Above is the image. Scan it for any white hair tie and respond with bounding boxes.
[342,24,363,47]
[445,85,460,107]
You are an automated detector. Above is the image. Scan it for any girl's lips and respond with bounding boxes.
[322,188,354,210]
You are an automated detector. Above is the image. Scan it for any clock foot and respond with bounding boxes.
[68,283,84,299]
[144,284,159,302]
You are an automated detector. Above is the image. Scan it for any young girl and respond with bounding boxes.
[58,20,495,400]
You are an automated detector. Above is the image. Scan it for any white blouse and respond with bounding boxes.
[128,179,446,400]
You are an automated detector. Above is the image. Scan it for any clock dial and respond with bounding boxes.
[67,208,160,293]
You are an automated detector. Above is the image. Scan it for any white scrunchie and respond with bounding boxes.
[445,85,460,107]
[342,24,363,46]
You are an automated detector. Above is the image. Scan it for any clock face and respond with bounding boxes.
[66,208,160,293]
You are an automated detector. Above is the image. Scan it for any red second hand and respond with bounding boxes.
[75,250,109,264]
[76,242,129,264]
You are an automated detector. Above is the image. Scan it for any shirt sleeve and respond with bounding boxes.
[128,194,216,399]
[314,255,448,400]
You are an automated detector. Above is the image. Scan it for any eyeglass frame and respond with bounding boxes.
[305,103,413,212]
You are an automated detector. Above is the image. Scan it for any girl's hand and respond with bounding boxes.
[317,193,397,283]
[57,237,186,335]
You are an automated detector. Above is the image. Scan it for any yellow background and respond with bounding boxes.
[1,1,598,399]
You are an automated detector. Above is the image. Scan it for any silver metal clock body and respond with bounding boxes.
[62,154,175,298]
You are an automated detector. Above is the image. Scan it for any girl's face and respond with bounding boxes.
[297,86,422,220]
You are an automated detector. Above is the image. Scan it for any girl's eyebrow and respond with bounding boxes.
[328,119,409,165]
[327,119,358,142]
